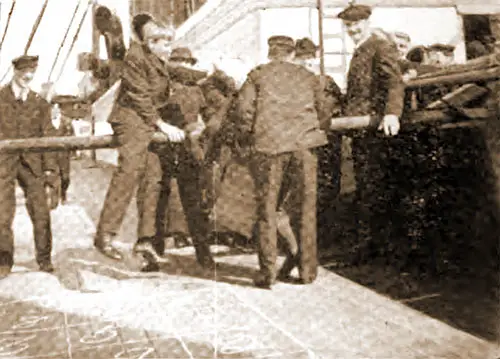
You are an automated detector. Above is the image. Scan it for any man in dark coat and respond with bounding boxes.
[153,47,215,270]
[0,55,60,278]
[293,37,343,266]
[339,4,405,263]
[235,35,328,288]
[50,96,89,204]
[94,13,187,267]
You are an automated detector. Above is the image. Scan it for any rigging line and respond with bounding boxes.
[55,0,92,84]
[0,65,11,84]
[0,0,17,54]
[47,0,82,82]
[24,0,50,54]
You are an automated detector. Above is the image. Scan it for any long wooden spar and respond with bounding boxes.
[0,107,494,153]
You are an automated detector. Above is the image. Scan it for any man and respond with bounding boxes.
[0,55,59,278]
[393,32,411,59]
[50,96,88,204]
[428,43,455,66]
[392,32,419,82]
[94,13,186,267]
[236,35,328,288]
[338,4,405,263]
[293,37,343,264]
[153,47,215,270]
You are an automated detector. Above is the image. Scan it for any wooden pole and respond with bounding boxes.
[406,66,500,88]
[0,109,494,153]
[90,2,101,164]
[317,0,325,75]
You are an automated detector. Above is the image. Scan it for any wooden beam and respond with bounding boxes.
[0,109,494,153]
[406,67,500,89]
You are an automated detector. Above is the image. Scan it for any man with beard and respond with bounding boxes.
[0,55,60,278]
[94,13,188,268]
[236,35,328,288]
[338,4,405,264]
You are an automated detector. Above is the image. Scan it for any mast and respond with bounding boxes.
[317,0,325,75]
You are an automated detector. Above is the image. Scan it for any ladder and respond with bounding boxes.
[319,7,351,90]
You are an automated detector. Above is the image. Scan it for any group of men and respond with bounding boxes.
[0,3,453,286]
[90,3,406,289]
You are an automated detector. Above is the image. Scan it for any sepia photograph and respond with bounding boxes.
[0,0,498,358]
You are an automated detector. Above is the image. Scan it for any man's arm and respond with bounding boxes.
[314,75,343,131]
[375,40,405,118]
[39,102,59,173]
[234,72,258,145]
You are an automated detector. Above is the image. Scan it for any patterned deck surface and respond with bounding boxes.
[1,162,498,359]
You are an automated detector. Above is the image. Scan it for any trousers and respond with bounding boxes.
[249,149,318,281]
[97,122,162,239]
[0,155,52,267]
[154,143,210,250]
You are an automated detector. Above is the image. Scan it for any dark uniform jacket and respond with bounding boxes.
[317,74,342,130]
[236,60,327,155]
[111,42,170,132]
[344,33,404,121]
[160,67,206,130]
[0,85,58,176]
[200,69,236,136]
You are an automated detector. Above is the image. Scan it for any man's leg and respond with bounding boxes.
[95,125,153,260]
[351,135,374,263]
[249,153,287,288]
[0,157,17,277]
[154,147,174,252]
[133,147,165,267]
[59,152,71,204]
[287,149,319,283]
[17,165,53,271]
[177,150,214,269]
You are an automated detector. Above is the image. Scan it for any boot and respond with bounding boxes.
[94,233,123,261]
[277,255,297,282]
[39,262,55,273]
[0,265,11,279]
[195,243,215,270]
[253,271,275,289]
[133,239,169,265]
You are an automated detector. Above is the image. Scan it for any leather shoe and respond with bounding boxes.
[277,255,297,281]
[253,272,275,289]
[133,241,169,264]
[0,265,11,279]
[94,233,123,261]
[140,262,160,272]
[39,262,54,273]
[195,245,215,270]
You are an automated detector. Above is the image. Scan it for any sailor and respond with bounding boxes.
[50,95,88,204]
[0,55,60,278]
[153,47,215,270]
[235,35,328,288]
[293,37,343,272]
[338,4,405,263]
[427,43,455,66]
[393,32,411,59]
[94,13,182,266]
